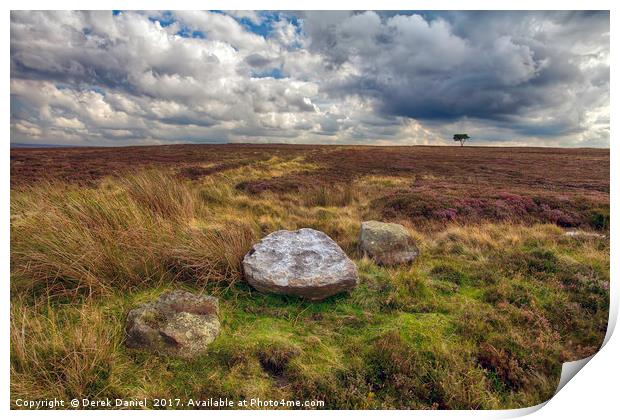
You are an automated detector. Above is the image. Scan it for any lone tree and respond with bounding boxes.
[453,133,470,146]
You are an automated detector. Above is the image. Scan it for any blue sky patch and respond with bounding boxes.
[252,67,285,79]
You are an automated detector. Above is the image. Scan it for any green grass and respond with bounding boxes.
[10,160,609,409]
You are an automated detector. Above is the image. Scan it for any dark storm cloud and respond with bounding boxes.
[299,11,609,142]
[10,10,609,146]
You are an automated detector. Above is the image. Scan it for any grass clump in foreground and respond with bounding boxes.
[10,158,609,410]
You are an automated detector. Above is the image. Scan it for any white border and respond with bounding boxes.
[3,2,617,419]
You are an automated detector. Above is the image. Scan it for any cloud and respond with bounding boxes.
[10,10,609,147]
[301,11,609,145]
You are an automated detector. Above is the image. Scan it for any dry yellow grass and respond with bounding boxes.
[10,298,125,403]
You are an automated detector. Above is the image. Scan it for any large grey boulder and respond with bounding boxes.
[125,290,220,358]
[242,228,358,300]
[359,221,419,265]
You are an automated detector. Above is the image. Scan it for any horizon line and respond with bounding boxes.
[9,142,610,150]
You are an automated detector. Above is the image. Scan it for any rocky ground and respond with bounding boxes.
[10,145,609,409]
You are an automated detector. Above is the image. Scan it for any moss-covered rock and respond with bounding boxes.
[359,221,419,265]
[125,290,220,358]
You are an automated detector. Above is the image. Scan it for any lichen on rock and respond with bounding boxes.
[359,220,419,265]
[125,290,220,358]
[243,228,358,300]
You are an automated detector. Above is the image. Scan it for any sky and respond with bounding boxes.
[10,10,610,147]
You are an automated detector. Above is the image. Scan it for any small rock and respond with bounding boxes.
[125,290,220,358]
[242,228,358,300]
[564,230,606,239]
[359,221,419,265]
